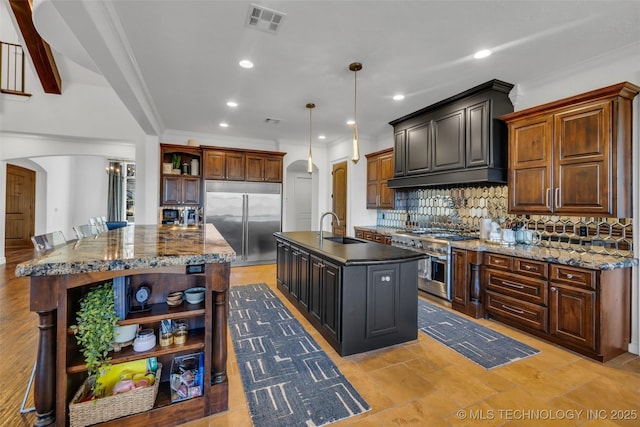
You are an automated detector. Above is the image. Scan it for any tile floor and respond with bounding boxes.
[192,264,640,427]
[3,260,639,427]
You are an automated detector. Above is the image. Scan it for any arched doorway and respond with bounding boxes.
[285,160,317,231]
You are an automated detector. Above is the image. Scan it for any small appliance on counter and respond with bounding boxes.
[162,208,180,224]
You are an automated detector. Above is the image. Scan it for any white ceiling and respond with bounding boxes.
[32,0,640,145]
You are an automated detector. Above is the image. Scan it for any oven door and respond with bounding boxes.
[417,253,450,300]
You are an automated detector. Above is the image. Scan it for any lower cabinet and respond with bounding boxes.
[276,238,418,356]
[451,248,484,318]
[480,251,630,362]
[354,228,392,245]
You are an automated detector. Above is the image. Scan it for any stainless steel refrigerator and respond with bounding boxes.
[204,180,282,265]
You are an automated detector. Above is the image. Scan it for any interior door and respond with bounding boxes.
[332,161,347,236]
[5,164,35,249]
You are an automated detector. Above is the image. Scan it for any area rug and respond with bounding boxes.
[228,283,370,427]
[417,298,540,369]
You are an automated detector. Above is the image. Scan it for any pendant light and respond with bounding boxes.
[349,62,362,164]
[306,103,315,174]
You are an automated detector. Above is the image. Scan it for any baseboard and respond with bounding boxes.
[628,341,639,356]
[0,256,6,265]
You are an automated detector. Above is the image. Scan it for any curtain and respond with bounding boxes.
[107,161,124,221]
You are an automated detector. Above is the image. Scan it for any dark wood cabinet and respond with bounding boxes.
[203,149,245,181]
[502,81,639,217]
[203,147,285,183]
[162,175,201,206]
[309,253,339,336]
[388,80,513,188]
[276,240,291,291]
[451,248,484,319]
[354,228,392,245]
[366,148,395,209]
[160,144,202,206]
[246,154,283,182]
[479,252,630,362]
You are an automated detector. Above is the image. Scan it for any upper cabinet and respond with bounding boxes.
[202,147,285,183]
[366,148,395,209]
[501,82,640,217]
[388,80,514,188]
[160,144,202,206]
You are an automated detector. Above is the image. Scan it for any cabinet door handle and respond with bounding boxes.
[545,188,551,209]
[381,275,391,282]
[555,187,560,208]
[501,281,524,289]
[501,304,525,315]
[550,287,557,292]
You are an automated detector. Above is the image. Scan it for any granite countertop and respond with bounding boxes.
[16,224,236,277]
[353,225,636,270]
[274,231,424,266]
[452,239,637,270]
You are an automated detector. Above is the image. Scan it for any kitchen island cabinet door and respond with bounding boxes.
[309,255,323,322]
[276,239,290,291]
[321,260,341,343]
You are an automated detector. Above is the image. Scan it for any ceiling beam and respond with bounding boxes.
[9,0,62,94]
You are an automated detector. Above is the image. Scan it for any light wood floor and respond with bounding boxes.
[2,250,640,427]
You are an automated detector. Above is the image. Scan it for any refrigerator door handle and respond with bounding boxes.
[242,194,247,261]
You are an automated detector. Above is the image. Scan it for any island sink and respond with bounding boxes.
[323,236,365,244]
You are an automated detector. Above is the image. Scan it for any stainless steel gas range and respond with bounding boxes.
[390,229,477,301]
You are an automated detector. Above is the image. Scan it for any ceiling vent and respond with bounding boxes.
[246,4,286,33]
[265,118,281,124]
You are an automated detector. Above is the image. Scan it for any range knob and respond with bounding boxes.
[415,241,423,249]
[409,240,415,246]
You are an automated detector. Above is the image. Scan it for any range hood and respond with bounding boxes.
[387,79,514,190]
[387,167,506,189]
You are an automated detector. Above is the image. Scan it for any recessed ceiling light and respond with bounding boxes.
[226,101,238,107]
[219,122,229,128]
[318,135,326,140]
[346,120,355,126]
[239,59,254,69]
[393,94,405,101]
[473,49,492,59]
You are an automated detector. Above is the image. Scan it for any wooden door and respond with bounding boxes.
[549,283,596,352]
[508,115,554,213]
[225,152,246,180]
[5,164,35,249]
[162,176,181,205]
[366,156,379,208]
[378,152,395,209]
[182,177,201,205]
[332,161,347,236]
[245,155,264,182]
[263,156,283,182]
[202,150,226,180]
[554,100,611,215]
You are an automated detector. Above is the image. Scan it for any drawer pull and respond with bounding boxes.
[565,273,574,279]
[524,265,533,270]
[502,281,525,289]
[501,304,525,315]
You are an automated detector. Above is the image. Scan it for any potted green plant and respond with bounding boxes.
[71,282,119,398]
[172,154,182,174]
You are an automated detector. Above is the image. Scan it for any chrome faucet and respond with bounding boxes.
[319,211,340,243]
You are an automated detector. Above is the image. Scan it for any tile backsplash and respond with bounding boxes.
[377,184,633,257]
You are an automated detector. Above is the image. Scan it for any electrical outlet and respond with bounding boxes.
[578,226,588,237]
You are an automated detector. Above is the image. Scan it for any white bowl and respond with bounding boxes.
[113,324,139,343]
[184,287,205,304]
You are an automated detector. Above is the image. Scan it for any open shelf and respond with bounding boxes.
[67,328,205,374]
[122,301,205,324]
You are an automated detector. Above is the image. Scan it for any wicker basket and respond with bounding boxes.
[69,364,162,427]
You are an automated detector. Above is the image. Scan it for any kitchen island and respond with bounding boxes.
[274,231,425,356]
[16,224,235,427]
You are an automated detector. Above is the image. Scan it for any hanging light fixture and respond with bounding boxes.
[306,103,315,174]
[349,62,362,164]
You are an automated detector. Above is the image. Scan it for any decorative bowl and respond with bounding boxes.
[113,324,139,343]
[184,287,205,304]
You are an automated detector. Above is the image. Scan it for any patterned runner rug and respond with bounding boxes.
[418,298,540,369]
[229,283,370,427]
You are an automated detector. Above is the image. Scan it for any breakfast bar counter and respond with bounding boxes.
[16,224,235,427]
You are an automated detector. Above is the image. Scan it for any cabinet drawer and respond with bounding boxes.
[364,232,374,241]
[485,270,547,305]
[514,258,548,279]
[550,265,595,290]
[485,253,512,271]
[373,233,384,243]
[355,230,364,239]
[486,291,548,332]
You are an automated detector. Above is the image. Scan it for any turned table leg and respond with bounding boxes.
[211,290,228,384]
[33,309,56,426]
